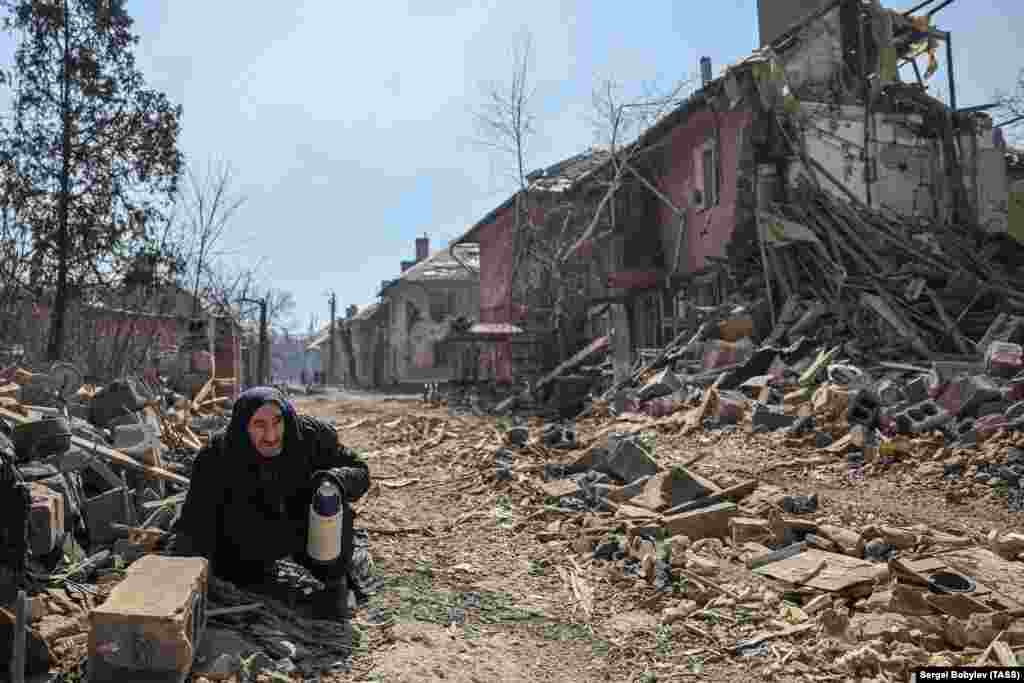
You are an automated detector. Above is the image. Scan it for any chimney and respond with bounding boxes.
[415,234,430,262]
[757,0,831,47]
[700,56,712,87]
[400,260,416,272]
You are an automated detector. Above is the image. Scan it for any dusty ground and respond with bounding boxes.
[288,394,1024,683]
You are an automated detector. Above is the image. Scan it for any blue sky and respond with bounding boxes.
[6,1,1024,332]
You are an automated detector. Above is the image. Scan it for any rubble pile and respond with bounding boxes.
[0,367,320,680]
[747,181,1024,361]
[494,418,1024,676]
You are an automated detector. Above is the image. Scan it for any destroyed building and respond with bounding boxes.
[377,237,481,388]
[453,0,1023,394]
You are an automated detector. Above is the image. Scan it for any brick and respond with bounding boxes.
[28,482,64,556]
[89,555,208,683]
[661,502,737,540]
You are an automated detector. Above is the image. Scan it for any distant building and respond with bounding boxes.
[378,236,480,387]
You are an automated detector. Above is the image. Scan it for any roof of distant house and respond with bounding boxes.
[381,244,480,294]
[351,302,382,322]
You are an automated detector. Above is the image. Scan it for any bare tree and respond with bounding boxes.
[565,76,694,261]
[474,30,537,196]
[995,67,1024,142]
[180,159,247,316]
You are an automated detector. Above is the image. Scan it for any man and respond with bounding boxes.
[168,386,369,620]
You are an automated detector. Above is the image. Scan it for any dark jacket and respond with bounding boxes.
[171,409,370,585]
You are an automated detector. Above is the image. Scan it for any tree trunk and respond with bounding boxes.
[47,0,72,363]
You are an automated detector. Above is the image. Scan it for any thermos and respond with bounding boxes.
[307,479,344,563]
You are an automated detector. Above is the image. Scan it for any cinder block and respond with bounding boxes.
[662,501,737,540]
[28,482,64,556]
[88,555,208,683]
[85,487,133,547]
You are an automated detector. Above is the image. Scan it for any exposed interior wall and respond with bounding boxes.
[758,0,834,47]
[653,109,754,275]
[386,281,479,383]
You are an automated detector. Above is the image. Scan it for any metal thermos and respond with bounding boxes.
[307,479,344,563]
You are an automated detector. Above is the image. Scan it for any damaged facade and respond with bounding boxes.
[452,0,1023,395]
[378,237,480,387]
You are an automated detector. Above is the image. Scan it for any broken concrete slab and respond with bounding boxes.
[753,548,877,593]
[629,468,719,512]
[661,501,737,540]
[605,435,658,484]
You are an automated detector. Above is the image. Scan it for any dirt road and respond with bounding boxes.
[292,394,1024,683]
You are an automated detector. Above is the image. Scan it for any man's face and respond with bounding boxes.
[248,402,285,458]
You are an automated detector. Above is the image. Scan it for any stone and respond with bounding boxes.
[637,367,682,401]
[88,555,209,683]
[28,482,65,557]
[605,436,658,484]
[192,629,258,681]
[661,502,737,540]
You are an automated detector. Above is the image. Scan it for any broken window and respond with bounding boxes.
[693,136,720,210]
[428,290,456,321]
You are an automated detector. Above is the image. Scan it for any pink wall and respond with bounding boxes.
[476,208,515,383]
[654,110,753,274]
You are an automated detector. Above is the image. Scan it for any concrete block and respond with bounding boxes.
[904,376,929,404]
[38,473,83,534]
[28,482,64,556]
[661,501,737,540]
[85,487,133,547]
[874,379,906,407]
[752,403,797,431]
[89,555,208,683]
[605,436,658,484]
[637,367,682,401]
[113,424,160,451]
[893,400,952,434]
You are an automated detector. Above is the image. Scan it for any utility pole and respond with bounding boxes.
[240,296,269,386]
[328,291,337,386]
